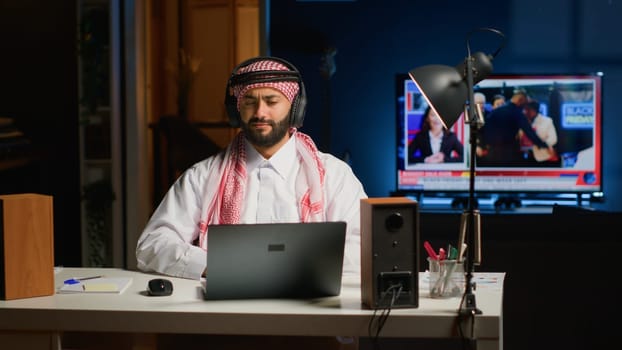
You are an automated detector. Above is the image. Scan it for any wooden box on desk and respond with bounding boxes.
[0,193,54,300]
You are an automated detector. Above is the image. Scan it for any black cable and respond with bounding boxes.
[367,283,403,350]
[465,27,506,59]
[457,288,478,350]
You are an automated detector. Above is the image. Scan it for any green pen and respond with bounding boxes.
[448,246,458,260]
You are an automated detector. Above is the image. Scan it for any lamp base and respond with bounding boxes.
[460,291,482,316]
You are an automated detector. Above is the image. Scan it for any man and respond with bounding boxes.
[473,92,490,158]
[519,100,559,164]
[491,94,506,109]
[478,88,549,165]
[473,92,490,119]
[136,57,367,280]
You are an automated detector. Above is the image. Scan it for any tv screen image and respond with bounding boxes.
[395,73,603,197]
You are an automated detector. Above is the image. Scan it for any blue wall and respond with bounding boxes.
[270,0,622,211]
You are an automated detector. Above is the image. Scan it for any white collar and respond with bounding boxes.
[245,134,297,179]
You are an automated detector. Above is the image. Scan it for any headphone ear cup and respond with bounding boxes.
[224,84,241,127]
[290,82,307,128]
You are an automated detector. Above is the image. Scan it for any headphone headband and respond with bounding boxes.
[229,70,301,86]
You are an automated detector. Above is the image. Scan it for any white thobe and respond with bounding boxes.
[136,136,367,280]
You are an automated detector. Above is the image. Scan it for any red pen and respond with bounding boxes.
[423,241,438,260]
[438,248,446,260]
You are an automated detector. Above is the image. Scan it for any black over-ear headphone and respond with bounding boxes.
[224,56,307,128]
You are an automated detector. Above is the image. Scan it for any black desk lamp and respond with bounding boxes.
[408,27,506,315]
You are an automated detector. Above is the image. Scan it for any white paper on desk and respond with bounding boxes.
[57,277,133,294]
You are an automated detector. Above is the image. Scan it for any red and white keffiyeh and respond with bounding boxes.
[232,59,300,111]
[197,129,325,250]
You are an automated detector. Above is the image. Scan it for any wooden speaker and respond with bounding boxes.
[361,197,419,309]
[0,193,55,300]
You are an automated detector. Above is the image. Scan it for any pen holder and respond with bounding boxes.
[427,258,465,298]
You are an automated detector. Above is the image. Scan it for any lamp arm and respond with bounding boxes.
[459,50,483,316]
[463,27,506,125]
[465,51,478,229]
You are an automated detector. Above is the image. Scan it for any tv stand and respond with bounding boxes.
[451,196,478,210]
[494,195,522,210]
[390,191,598,213]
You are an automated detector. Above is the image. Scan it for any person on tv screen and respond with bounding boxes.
[474,92,491,117]
[408,106,464,164]
[474,92,495,152]
[136,56,367,281]
[477,88,549,165]
[519,100,560,165]
[492,94,506,109]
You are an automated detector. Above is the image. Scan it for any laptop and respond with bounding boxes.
[204,221,346,300]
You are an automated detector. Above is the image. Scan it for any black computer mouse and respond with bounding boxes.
[147,278,173,296]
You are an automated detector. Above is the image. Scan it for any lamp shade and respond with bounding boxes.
[408,52,493,129]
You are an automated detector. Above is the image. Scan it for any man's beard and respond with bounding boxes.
[241,116,290,148]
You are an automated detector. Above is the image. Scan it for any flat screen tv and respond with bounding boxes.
[395,73,603,198]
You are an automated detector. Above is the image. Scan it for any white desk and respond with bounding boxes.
[0,268,504,350]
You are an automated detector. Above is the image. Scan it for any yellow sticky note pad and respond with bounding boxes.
[83,283,119,292]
